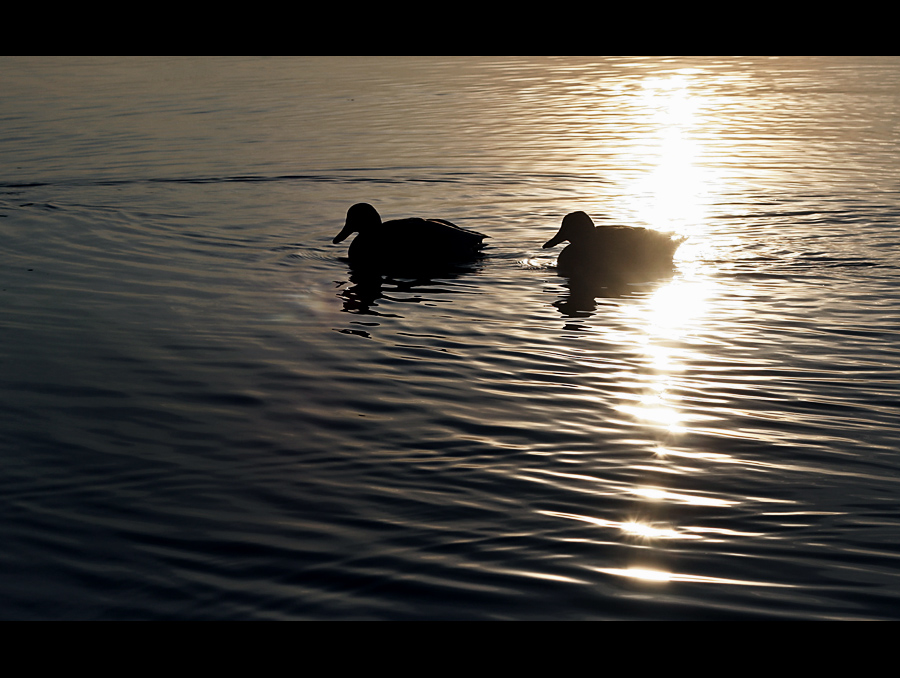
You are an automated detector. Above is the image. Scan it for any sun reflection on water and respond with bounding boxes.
[542,65,790,591]
[621,520,693,541]
[613,277,718,435]
[624,71,718,237]
[630,486,735,507]
[596,567,791,587]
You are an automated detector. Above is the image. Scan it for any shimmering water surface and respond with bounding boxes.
[3,56,900,619]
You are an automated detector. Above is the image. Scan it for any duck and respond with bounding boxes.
[333,203,487,272]
[543,211,686,282]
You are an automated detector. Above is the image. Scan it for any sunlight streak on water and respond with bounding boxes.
[628,71,714,235]
[596,567,792,587]
[630,486,735,507]
[604,277,721,438]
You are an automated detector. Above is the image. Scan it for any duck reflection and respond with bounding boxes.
[551,275,673,318]
[336,265,482,317]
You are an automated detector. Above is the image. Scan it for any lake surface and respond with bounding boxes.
[2,56,900,619]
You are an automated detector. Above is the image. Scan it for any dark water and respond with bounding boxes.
[3,56,900,619]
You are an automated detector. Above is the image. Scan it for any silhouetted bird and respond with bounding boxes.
[333,203,487,273]
[543,211,686,282]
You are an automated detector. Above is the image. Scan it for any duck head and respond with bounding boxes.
[543,211,596,248]
[333,203,382,244]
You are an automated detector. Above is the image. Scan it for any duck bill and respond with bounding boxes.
[333,222,355,244]
[543,232,566,248]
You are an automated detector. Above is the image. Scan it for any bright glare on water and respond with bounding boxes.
[2,57,900,619]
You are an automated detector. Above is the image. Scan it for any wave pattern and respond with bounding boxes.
[2,57,900,618]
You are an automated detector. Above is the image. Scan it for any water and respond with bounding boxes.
[2,56,900,619]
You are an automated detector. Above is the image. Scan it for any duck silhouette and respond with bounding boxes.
[543,211,686,282]
[333,203,488,273]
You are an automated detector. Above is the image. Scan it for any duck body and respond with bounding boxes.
[543,211,685,282]
[333,203,487,273]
